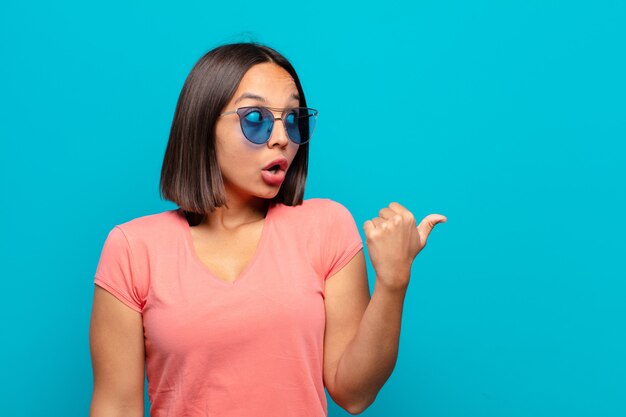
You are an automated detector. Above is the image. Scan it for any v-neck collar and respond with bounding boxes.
[176,203,275,287]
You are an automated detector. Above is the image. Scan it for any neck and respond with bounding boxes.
[203,189,270,230]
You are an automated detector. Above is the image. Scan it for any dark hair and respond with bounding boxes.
[159,42,309,225]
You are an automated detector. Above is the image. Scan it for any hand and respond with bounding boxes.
[363,202,447,291]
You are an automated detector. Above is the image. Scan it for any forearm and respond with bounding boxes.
[333,274,408,412]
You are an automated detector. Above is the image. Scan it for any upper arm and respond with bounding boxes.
[89,285,145,416]
[323,248,370,399]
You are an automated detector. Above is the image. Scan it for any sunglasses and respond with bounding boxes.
[220,106,318,145]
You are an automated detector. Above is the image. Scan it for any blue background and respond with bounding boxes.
[1,1,624,416]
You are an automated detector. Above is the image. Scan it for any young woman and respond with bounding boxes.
[89,42,446,417]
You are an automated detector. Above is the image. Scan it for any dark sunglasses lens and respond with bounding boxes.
[285,108,317,144]
[239,107,273,144]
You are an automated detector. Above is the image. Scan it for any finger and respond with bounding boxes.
[417,214,447,242]
[378,207,397,220]
[372,217,385,227]
[382,205,416,225]
[363,220,375,234]
[389,202,408,213]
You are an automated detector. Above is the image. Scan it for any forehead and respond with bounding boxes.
[232,63,299,106]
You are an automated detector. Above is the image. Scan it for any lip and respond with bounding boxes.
[262,157,288,171]
[261,169,286,186]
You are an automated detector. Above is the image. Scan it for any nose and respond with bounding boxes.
[267,116,290,148]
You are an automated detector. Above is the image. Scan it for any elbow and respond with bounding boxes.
[326,370,379,414]
[332,392,376,415]
[344,403,365,415]
[344,398,374,415]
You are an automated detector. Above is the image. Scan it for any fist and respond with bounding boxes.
[363,202,447,291]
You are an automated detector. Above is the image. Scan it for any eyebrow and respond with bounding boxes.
[234,92,300,105]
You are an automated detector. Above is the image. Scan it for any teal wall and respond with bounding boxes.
[1,1,624,416]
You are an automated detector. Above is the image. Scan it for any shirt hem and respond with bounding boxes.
[325,240,364,280]
[94,276,143,313]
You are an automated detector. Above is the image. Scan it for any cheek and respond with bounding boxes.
[217,141,259,180]
[216,131,253,164]
[289,145,301,163]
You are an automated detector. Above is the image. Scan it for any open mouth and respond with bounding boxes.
[261,162,287,186]
[267,164,281,174]
[263,162,286,174]
[262,158,288,175]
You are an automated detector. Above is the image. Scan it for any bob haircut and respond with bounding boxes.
[159,42,310,226]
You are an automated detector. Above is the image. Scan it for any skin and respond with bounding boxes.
[89,61,447,415]
[89,63,303,416]
[209,62,302,229]
[186,62,302,282]
[325,203,446,413]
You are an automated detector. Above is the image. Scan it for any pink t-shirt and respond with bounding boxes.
[93,198,363,417]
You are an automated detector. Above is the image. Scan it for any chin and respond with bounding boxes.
[257,187,281,199]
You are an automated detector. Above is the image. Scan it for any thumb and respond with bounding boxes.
[417,214,447,243]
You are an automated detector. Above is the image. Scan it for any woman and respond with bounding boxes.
[89,42,446,417]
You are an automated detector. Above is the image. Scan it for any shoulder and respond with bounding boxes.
[272,198,356,230]
[305,198,355,221]
[274,197,351,216]
[111,209,181,244]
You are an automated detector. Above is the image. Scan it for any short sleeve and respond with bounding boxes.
[94,226,145,313]
[321,200,364,279]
